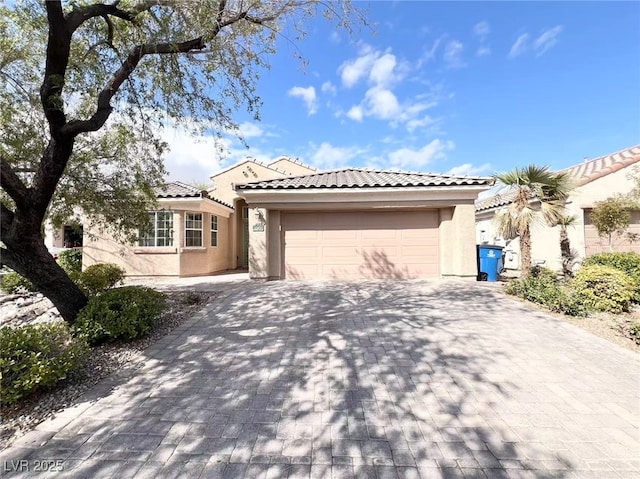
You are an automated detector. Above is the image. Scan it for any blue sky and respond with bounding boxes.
[163,1,640,184]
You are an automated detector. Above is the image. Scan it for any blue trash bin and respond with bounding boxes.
[477,245,504,282]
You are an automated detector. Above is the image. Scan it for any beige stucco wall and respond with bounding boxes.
[209,161,287,206]
[475,164,640,272]
[83,198,232,277]
[44,223,65,250]
[439,204,478,278]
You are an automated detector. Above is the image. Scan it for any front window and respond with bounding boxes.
[139,211,173,247]
[211,215,218,247]
[185,212,203,247]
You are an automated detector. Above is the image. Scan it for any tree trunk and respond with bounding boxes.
[560,229,573,278]
[520,227,532,278]
[2,236,88,324]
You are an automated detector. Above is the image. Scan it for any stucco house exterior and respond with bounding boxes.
[82,156,494,280]
[475,145,640,273]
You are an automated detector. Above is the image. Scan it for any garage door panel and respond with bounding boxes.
[322,230,359,240]
[320,245,356,257]
[283,211,439,279]
[286,229,321,241]
[286,246,320,258]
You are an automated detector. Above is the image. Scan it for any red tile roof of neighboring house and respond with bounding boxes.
[475,145,640,212]
[560,145,640,186]
[156,182,233,208]
[236,168,494,190]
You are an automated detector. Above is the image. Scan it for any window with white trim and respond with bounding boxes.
[211,215,218,247]
[185,212,203,247]
[138,211,173,247]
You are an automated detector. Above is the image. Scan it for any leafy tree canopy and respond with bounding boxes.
[0,0,365,323]
[1,0,364,241]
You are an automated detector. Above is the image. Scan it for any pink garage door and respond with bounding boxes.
[584,209,640,256]
[282,211,439,280]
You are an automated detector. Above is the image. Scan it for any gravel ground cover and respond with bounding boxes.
[503,291,640,353]
[0,289,215,450]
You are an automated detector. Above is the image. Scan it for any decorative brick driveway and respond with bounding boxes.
[2,280,639,478]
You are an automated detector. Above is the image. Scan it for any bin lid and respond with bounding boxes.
[477,244,504,250]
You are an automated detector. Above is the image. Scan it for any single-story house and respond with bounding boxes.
[475,145,640,272]
[82,156,494,280]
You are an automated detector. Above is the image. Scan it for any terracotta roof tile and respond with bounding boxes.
[156,182,233,209]
[475,145,640,212]
[560,145,640,186]
[155,182,204,198]
[236,168,493,190]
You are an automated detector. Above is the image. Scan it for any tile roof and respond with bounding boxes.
[475,188,518,212]
[155,182,205,198]
[236,168,494,190]
[475,145,640,212]
[560,144,640,186]
[155,182,233,209]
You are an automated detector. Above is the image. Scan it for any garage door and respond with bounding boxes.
[282,211,439,280]
[584,209,640,256]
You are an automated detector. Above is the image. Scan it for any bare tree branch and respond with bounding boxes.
[40,1,71,136]
[66,3,136,32]
[63,37,206,136]
[0,157,30,209]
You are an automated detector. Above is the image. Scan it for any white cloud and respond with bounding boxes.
[447,162,492,176]
[508,33,530,58]
[363,87,401,120]
[405,115,436,133]
[321,81,337,95]
[476,47,491,57]
[387,139,454,170]
[473,21,490,38]
[287,86,318,115]
[307,142,367,169]
[444,40,465,69]
[534,26,563,56]
[509,26,563,59]
[346,105,363,122]
[369,53,397,86]
[338,45,377,88]
[237,121,264,139]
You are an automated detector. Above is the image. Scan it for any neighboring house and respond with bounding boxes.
[82,157,494,279]
[475,145,640,272]
[237,168,493,280]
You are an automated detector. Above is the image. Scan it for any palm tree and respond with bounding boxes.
[494,165,573,278]
[555,215,578,278]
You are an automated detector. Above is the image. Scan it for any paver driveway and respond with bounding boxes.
[2,280,639,479]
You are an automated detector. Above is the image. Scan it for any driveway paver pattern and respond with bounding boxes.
[1,280,639,479]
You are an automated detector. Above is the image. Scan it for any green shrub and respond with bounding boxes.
[627,322,640,345]
[57,249,83,279]
[505,267,558,303]
[572,264,635,313]
[180,291,202,306]
[0,271,35,295]
[582,252,640,303]
[0,322,88,404]
[73,286,166,345]
[505,267,586,317]
[77,263,125,296]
